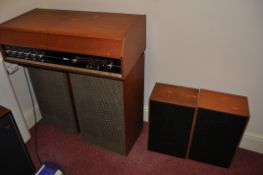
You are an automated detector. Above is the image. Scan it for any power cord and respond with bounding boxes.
[23,67,43,165]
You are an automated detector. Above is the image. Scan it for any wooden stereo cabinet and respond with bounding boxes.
[0,9,146,155]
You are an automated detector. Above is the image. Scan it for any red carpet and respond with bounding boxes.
[27,121,263,175]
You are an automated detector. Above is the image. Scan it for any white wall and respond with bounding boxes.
[0,0,45,23]
[44,0,263,153]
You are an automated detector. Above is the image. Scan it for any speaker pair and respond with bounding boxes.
[148,83,249,167]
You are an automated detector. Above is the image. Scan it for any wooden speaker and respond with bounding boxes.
[148,83,249,167]
[148,83,199,157]
[0,106,35,175]
[28,67,79,133]
[189,89,249,167]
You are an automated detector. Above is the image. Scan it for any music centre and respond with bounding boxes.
[0,8,146,155]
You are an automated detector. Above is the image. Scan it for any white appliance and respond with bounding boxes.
[0,53,31,142]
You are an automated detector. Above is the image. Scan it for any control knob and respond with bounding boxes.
[107,62,113,69]
[5,49,11,55]
[24,52,30,59]
[10,50,17,56]
[72,58,78,64]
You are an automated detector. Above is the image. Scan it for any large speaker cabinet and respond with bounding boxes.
[148,83,249,168]
[0,106,35,175]
[0,9,146,155]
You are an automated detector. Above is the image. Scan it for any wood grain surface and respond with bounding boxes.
[198,89,249,117]
[150,83,199,108]
[0,106,9,118]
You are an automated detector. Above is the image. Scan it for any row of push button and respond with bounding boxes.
[4,45,45,61]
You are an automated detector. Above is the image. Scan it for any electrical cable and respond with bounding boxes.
[23,67,43,165]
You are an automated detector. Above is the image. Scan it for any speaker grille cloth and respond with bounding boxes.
[149,101,194,157]
[0,113,35,174]
[27,67,78,132]
[70,73,125,154]
[189,109,248,167]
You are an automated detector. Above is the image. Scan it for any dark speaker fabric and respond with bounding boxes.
[27,67,78,133]
[148,101,194,157]
[189,109,248,167]
[0,107,35,175]
[70,73,125,154]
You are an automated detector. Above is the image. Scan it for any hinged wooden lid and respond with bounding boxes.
[198,89,250,117]
[150,83,199,108]
[0,9,143,41]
